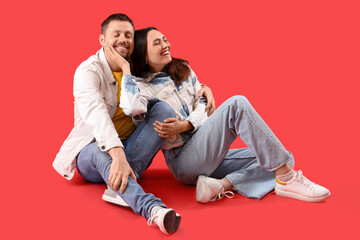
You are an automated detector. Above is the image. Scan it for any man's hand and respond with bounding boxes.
[153,118,193,138]
[104,43,131,75]
[108,147,137,194]
[197,84,216,116]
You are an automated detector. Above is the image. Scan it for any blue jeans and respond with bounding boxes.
[77,100,175,219]
[164,96,295,200]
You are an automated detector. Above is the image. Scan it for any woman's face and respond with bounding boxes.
[146,30,172,72]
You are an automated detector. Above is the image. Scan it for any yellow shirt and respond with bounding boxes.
[112,71,136,140]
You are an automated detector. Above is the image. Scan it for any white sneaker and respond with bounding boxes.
[147,206,181,234]
[102,186,129,207]
[196,175,234,203]
[275,170,331,202]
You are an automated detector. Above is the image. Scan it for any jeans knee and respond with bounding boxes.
[149,101,176,121]
[226,95,250,109]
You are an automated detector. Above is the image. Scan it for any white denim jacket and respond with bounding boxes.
[53,48,123,180]
[120,69,208,150]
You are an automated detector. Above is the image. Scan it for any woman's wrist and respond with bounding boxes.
[181,120,194,132]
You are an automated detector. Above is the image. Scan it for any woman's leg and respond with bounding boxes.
[166,95,329,202]
[165,95,292,185]
[209,148,294,200]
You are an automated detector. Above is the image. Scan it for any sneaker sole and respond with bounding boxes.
[163,210,181,234]
[102,193,130,207]
[275,188,331,202]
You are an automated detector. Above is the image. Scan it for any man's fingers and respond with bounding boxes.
[130,171,137,182]
[119,176,128,194]
[197,88,204,97]
[113,175,122,191]
[205,101,211,111]
[208,107,214,116]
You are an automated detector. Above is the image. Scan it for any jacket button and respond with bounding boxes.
[101,146,105,150]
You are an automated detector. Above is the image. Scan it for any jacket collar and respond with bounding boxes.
[143,72,169,82]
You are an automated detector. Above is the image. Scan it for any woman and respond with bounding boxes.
[111,27,330,203]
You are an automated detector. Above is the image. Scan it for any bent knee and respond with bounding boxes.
[175,172,197,185]
[225,95,251,108]
[150,101,176,119]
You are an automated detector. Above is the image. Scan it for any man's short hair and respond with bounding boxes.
[101,13,135,34]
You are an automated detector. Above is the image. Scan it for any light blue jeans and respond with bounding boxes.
[164,95,295,200]
[77,100,175,219]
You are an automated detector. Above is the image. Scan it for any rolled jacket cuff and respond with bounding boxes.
[96,137,123,152]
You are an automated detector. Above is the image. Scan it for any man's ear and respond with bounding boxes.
[99,34,105,46]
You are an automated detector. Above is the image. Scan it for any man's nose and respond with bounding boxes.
[119,34,127,43]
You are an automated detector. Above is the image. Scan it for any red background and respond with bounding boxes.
[1,0,359,239]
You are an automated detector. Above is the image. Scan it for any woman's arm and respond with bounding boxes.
[153,118,193,138]
[104,44,152,117]
[153,70,209,137]
[184,70,209,132]
[120,75,152,117]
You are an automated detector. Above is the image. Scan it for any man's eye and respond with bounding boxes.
[113,34,120,37]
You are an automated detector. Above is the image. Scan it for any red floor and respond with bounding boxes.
[3,151,358,240]
[2,1,359,239]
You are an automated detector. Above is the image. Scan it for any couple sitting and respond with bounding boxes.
[53,13,330,235]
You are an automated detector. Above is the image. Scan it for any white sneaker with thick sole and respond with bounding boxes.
[275,170,331,202]
[102,186,129,207]
[196,175,234,203]
[147,206,181,234]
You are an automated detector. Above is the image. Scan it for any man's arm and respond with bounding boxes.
[74,68,136,193]
[197,84,216,116]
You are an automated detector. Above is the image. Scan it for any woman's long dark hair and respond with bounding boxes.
[131,27,191,83]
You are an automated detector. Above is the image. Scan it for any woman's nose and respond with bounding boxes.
[161,42,169,49]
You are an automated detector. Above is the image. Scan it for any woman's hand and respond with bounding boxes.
[104,43,131,75]
[153,118,193,138]
[197,84,216,116]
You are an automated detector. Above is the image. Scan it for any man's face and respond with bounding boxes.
[100,20,135,58]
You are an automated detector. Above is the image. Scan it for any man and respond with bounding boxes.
[53,13,215,234]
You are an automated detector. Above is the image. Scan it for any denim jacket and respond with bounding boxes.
[53,48,123,180]
[120,69,208,150]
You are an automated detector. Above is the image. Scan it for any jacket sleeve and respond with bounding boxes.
[120,74,153,117]
[185,70,208,132]
[73,68,123,151]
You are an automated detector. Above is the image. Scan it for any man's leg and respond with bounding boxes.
[123,100,176,177]
[77,142,166,219]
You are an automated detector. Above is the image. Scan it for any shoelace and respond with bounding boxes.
[295,170,315,189]
[147,207,161,226]
[212,190,235,201]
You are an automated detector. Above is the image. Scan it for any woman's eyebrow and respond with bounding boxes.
[153,35,166,43]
